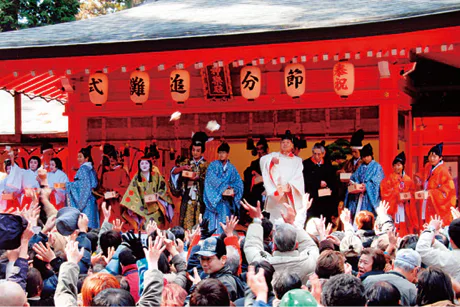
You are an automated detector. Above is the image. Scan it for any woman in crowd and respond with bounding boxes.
[66,146,99,229]
[120,156,174,231]
[47,157,69,210]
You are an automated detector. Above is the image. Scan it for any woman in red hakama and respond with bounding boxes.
[380,152,419,236]
[418,143,456,226]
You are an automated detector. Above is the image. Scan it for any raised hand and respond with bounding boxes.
[144,235,166,270]
[240,199,263,219]
[302,193,313,212]
[122,231,145,260]
[78,214,89,233]
[429,215,443,232]
[376,200,390,217]
[315,215,327,241]
[101,202,111,223]
[33,242,56,263]
[340,208,352,225]
[65,240,84,264]
[280,203,296,225]
[22,202,40,227]
[188,267,202,285]
[451,207,460,220]
[42,216,57,235]
[112,219,124,232]
[145,220,158,235]
[199,218,216,240]
[219,215,239,237]
[164,238,179,257]
[247,265,268,303]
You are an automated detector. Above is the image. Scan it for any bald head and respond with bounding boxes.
[0,281,29,306]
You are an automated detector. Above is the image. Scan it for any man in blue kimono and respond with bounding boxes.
[204,142,244,234]
[345,143,384,220]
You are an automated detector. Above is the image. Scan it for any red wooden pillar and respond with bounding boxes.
[65,89,81,180]
[405,111,413,177]
[14,92,22,142]
[379,102,398,176]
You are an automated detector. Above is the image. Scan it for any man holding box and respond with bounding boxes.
[170,132,209,230]
[303,142,337,224]
[380,152,419,236]
[203,142,243,234]
[260,130,306,228]
[345,143,384,220]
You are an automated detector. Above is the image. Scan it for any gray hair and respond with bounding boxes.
[312,144,325,154]
[225,246,240,275]
[274,223,297,252]
[394,260,416,272]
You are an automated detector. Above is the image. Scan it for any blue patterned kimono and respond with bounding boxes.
[66,162,99,229]
[345,160,384,219]
[203,160,243,234]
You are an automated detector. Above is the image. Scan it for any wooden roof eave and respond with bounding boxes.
[0,9,460,61]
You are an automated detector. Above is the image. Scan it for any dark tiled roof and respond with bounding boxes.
[1,0,460,49]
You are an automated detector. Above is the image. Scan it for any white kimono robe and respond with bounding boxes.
[260,152,306,228]
[8,163,40,204]
[47,169,69,206]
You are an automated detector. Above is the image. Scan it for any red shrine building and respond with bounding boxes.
[0,1,459,198]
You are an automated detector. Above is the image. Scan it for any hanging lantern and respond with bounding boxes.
[88,72,108,106]
[170,69,190,103]
[333,61,354,98]
[284,63,306,98]
[240,66,261,100]
[130,69,150,105]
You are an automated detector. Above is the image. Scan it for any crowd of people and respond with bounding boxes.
[0,129,459,306]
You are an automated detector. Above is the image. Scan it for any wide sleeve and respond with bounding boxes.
[66,166,93,211]
[380,175,398,216]
[364,162,384,211]
[230,164,244,211]
[120,176,144,212]
[115,168,130,195]
[260,153,278,197]
[6,162,23,191]
[55,170,69,203]
[428,166,456,223]
[203,162,228,211]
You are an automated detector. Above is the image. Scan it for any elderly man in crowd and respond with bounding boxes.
[363,249,421,306]
[416,215,460,282]
[242,195,319,285]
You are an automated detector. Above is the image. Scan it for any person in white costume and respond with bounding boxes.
[260,130,306,228]
[8,154,41,208]
[46,157,69,208]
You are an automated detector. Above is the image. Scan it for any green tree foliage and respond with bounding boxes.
[77,0,145,20]
[0,0,80,32]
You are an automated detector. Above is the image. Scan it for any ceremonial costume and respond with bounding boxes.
[47,168,69,209]
[242,137,269,222]
[419,143,456,225]
[345,144,384,219]
[260,131,306,228]
[121,158,174,231]
[203,142,243,234]
[380,152,418,236]
[8,157,41,209]
[303,148,337,223]
[66,161,99,229]
[0,160,21,212]
[170,132,209,230]
[100,165,130,224]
